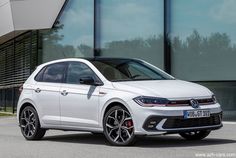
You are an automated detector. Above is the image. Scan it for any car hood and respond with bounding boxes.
[111,80,212,99]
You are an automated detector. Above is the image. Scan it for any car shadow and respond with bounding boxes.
[43,133,236,148]
[135,135,236,148]
[43,133,109,145]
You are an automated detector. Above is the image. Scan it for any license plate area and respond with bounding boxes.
[184,110,210,119]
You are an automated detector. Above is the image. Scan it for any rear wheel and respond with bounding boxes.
[19,106,46,140]
[179,130,211,140]
[103,105,135,146]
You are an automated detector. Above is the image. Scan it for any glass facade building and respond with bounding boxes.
[0,0,236,120]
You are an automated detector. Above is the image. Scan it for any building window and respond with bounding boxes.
[170,0,236,120]
[0,31,38,113]
[97,0,164,69]
[41,0,94,63]
[170,0,236,81]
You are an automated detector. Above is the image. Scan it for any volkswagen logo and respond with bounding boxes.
[190,99,199,108]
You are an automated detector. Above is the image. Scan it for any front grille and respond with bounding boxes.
[167,98,215,106]
[163,113,222,129]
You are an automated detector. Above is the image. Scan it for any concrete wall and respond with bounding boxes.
[0,0,66,44]
[0,0,14,38]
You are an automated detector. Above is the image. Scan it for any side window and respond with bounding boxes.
[35,67,46,82]
[42,63,67,83]
[66,62,99,84]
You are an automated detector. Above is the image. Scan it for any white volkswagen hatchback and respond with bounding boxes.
[17,58,222,146]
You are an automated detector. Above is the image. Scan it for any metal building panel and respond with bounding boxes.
[0,0,65,44]
[0,1,14,38]
[11,0,66,30]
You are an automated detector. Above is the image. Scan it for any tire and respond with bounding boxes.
[179,130,211,140]
[19,106,46,140]
[103,105,135,146]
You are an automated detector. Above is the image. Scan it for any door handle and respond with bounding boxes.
[61,90,68,96]
[35,88,41,93]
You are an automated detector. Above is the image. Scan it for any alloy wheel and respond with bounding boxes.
[104,107,134,145]
[20,108,36,138]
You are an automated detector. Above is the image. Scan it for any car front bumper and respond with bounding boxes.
[127,100,223,135]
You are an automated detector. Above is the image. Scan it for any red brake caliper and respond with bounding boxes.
[125,120,133,131]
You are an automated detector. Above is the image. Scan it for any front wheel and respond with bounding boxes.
[103,106,135,146]
[179,130,211,140]
[19,106,46,140]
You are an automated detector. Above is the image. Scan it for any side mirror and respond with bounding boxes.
[79,76,103,86]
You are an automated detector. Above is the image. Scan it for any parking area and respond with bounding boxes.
[0,117,236,158]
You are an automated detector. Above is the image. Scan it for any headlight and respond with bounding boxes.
[212,95,217,103]
[133,96,169,107]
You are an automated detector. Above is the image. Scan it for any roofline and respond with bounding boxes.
[85,57,140,61]
[37,57,141,67]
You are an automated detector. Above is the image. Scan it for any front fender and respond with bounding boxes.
[99,97,135,129]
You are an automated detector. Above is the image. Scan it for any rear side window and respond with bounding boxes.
[35,67,46,82]
[35,62,67,83]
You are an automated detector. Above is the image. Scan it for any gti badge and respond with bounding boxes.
[190,99,199,108]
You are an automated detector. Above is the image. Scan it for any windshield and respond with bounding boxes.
[90,59,174,82]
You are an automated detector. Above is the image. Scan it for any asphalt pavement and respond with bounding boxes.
[0,117,236,158]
